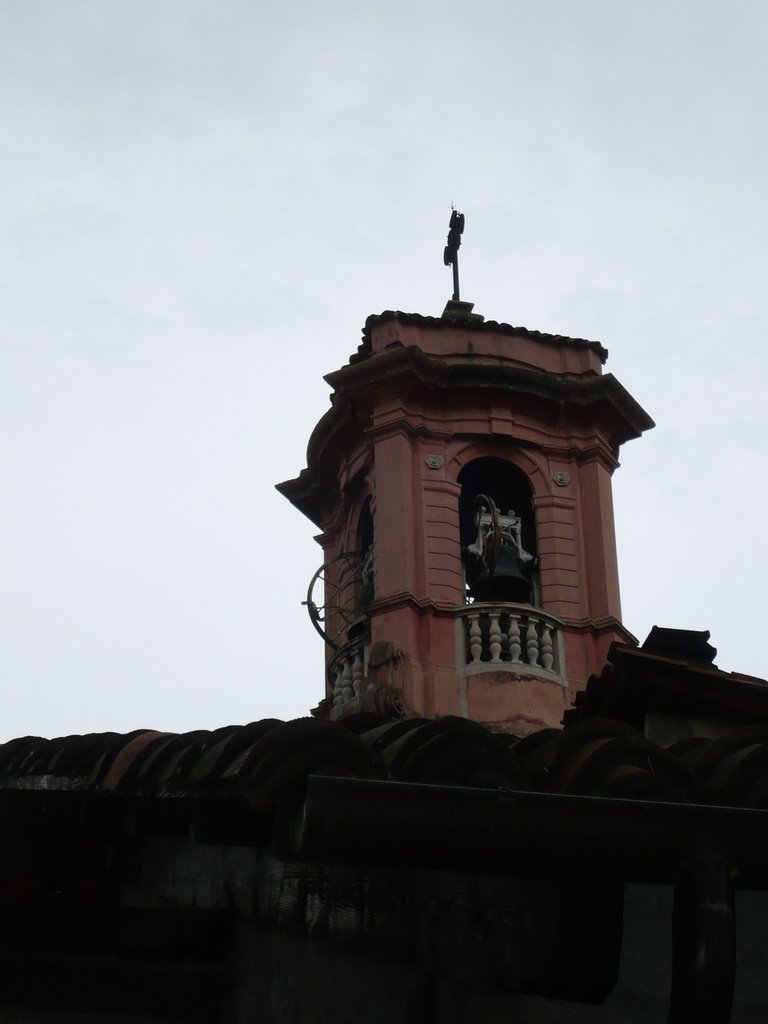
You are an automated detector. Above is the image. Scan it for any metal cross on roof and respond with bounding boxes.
[443,208,465,301]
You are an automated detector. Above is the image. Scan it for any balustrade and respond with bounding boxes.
[456,603,565,681]
[327,605,565,718]
[328,642,367,715]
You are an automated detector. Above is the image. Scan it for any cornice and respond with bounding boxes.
[279,345,653,526]
[326,346,653,439]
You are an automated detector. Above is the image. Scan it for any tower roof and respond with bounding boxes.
[277,312,653,528]
[349,310,610,366]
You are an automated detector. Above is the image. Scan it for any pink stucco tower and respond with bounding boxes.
[278,303,653,734]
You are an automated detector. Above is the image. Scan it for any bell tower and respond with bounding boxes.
[278,221,653,734]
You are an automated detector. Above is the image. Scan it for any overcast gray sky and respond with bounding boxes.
[3,1,767,741]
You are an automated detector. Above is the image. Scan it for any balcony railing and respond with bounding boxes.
[328,641,367,717]
[326,604,566,719]
[455,603,566,683]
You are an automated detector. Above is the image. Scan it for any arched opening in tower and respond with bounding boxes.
[356,497,374,614]
[458,458,538,605]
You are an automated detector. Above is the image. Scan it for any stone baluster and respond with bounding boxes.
[540,623,554,672]
[488,613,502,663]
[508,615,521,662]
[341,656,354,702]
[352,648,364,697]
[458,607,562,678]
[468,613,483,664]
[525,617,540,666]
[332,663,345,712]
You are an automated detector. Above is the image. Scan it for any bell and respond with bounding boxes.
[464,494,534,604]
[468,539,532,603]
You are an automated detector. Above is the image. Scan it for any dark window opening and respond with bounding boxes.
[458,458,538,604]
[357,498,374,613]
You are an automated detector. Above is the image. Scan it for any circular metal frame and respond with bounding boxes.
[303,552,364,650]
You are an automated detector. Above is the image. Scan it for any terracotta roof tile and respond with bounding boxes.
[4,713,768,812]
[565,641,768,731]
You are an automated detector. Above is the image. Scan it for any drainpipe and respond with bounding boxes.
[668,857,735,1024]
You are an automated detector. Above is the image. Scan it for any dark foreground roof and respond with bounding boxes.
[566,640,768,731]
[4,713,768,811]
[3,709,768,1022]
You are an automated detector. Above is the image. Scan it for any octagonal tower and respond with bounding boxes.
[278,305,653,734]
